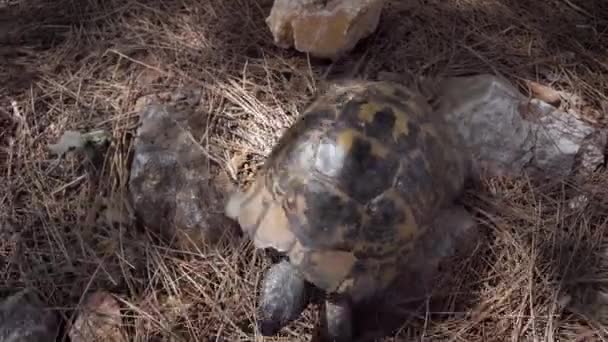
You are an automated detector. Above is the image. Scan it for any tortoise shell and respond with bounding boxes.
[227,80,470,301]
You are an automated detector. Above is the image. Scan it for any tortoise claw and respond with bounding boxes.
[318,295,353,342]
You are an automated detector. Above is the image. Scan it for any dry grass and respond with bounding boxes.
[1,0,608,340]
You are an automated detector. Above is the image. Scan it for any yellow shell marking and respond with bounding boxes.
[384,189,419,241]
[392,109,410,141]
[357,102,382,123]
[356,101,410,142]
[337,129,389,158]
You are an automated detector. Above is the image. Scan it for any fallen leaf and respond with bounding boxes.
[69,291,126,342]
[49,130,111,157]
[48,131,85,155]
[524,80,561,107]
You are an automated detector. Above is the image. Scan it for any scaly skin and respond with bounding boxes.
[257,260,310,335]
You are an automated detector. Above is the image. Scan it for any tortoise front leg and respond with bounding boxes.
[257,259,310,335]
[319,294,353,342]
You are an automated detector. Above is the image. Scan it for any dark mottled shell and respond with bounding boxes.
[236,80,469,299]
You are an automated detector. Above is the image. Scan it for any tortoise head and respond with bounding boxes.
[224,179,296,252]
[224,189,246,221]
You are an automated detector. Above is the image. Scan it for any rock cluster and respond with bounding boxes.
[128,91,237,248]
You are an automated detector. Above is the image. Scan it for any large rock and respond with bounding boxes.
[266,0,385,60]
[433,74,607,180]
[129,90,236,248]
[0,288,60,342]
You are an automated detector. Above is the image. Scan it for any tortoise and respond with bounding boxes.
[224,78,476,341]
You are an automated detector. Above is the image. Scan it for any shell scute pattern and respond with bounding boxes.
[283,179,363,250]
[331,129,398,203]
[237,80,469,296]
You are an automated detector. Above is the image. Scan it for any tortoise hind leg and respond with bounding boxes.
[318,295,353,342]
[258,259,311,335]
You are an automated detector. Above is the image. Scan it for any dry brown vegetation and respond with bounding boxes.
[1,0,608,341]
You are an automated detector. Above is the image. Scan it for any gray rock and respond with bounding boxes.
[435,74,536,177]
[0,288,59,342]
[129,92,235,247]
[529,99,605,178]
[435,74,606,180]
[572,127,607,179]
